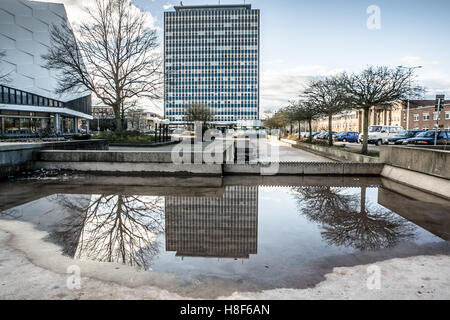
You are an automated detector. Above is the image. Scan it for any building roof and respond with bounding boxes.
[406,100,436,109]
[173,4,252,11]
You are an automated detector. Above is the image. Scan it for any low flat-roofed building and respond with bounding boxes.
[0,0,93,137]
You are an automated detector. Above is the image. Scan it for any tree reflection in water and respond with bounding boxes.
[54,194,165,270]
[292,186,416,250]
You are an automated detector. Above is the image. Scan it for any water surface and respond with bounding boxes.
[0,176,449,296]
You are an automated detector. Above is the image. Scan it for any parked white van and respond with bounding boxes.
[358,125,404,145]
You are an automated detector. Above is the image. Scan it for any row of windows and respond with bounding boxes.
[165,28,258,33]
[413,112,449,121]
[166,50,257,55]
[166,39,258,44]
[168,117,258,122]
[165,12,258,19]
[167,90,257,94]
[166,41,258,45]
[165,31,257,36]
[0,85,64,108]
[166,59,258,64]
[166,111,258,116]
[166,67,257,72]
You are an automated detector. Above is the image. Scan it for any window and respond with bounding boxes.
[413,114,419,121]
[445,111,450,120]
[423,113,430,121]
[433,112,441,121]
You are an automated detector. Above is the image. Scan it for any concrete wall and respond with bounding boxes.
[381,165,450,200]
[380,145,450,179]
[224,162,384,176]
[0,140,108,179]
[280,139,380,163]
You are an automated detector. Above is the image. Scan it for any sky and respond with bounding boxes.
[35,0,450,115]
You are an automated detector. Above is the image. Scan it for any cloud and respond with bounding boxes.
[400,56,439,67]
[259,65,344,112]
[398,56,450,98]
[163,4,174,10]
[33,0,158,30]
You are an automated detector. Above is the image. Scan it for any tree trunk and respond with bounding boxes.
[328,114,333,147]
[362,107,370,155]
[298,120,301,139]
[113,106,122,133]
[308,119,313,144]
[360,186,366,214]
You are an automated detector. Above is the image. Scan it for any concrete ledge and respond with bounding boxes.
[109,140,179,148]
[33,161,223,176]
[280,139,379,163]
[380,145,450,179]
[224,162,384,176]
[35,150,178,163]
[0,140,108,179]
[381,165,450,200]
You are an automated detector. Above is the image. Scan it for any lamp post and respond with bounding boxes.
[398,65,422,130]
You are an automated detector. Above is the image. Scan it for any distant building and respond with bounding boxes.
[402,100,450,131]
[313,101,405,133]
[91,105,115,132]
[165,186,258,259]
[126,110,163,132]
[164,4,260,126]
[0,0,92,137]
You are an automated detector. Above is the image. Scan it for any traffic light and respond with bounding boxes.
[435,95,445,112]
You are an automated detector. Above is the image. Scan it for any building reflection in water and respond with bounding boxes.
[3,179,448,273]
[165,186,259,259]
[51,185,259,268]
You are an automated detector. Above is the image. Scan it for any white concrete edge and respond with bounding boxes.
[0,104,93,120]
[381,165,450,200]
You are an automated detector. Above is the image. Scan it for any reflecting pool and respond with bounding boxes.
[0,175,449,296]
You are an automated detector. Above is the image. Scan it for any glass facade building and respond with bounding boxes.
[0,0,92,137]
[164,4,260,125]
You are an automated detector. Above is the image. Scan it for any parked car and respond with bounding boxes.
[322,132,338,140]
[359,125,404,146]
[336,131,359,143]
[387,130,424,145]
[406,130,450,145]
[314,132,327,140]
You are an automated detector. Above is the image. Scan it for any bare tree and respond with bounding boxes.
[42,0,163,132]
[304,76,348,146]
[0,50,10,84]
[54,193,165,270]
[293,186,416,250]
[126,106,146,131]
[184,103,215,134]
[184,103,214,123]
[339,66,421,154]
[287,100,320,143]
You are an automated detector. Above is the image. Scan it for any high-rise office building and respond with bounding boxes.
[164,4,260,126]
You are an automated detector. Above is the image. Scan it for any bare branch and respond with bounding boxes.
[41,0,163,132]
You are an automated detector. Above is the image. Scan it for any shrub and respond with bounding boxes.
[71,134,91,140]
[93,131,156,143]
